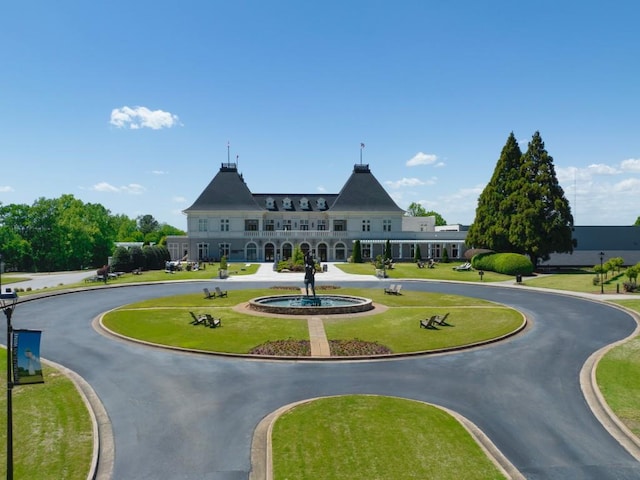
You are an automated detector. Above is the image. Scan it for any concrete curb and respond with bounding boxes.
[579,302,640,461]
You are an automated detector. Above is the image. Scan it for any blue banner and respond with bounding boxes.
[12,329,44,385]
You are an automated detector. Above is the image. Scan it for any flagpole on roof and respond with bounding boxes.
[360,142,365,165]
[236,154,239,170]
[227,141,230,164]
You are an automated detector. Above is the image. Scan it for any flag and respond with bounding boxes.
[360,143,365,148]
[12,329,44,385]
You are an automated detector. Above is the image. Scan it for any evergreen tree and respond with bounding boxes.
[467,131,574,267]
[467,132,522,252]
[130,245,145,270]
[111,246,132,272]
[352,240,362,263]
[508,131,574,266]
[414,244,422,262]
[384,239,392,261]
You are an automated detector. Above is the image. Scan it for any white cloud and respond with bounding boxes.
[121,184,145,194]
[385,177,431,189]
[613,177,640,192]
[110,106,181,130]
[316,186,327,193]
[0,186,14,192]
[587,163,619,175]
[92,182,119,193]
[152,170,169,175]
[91,182,146,194]
[406,152,438,167]
[620,158,640,172]
[172,196,186,203]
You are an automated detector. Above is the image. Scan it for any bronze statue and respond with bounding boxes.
[304,251,316,296]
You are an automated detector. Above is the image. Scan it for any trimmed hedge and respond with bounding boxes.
[472,252,533,275]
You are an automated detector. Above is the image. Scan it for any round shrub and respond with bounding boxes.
[472,252,533,276]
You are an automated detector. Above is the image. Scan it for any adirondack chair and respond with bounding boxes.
[215,286,228,298]
[205,314,221,328]
[420,316,438,329]
[190,311,207,325]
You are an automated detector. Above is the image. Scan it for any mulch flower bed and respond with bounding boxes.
[248,339,392,356]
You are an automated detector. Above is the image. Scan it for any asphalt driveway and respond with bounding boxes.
[12,280,640,479]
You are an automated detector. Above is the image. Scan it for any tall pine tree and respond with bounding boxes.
[468,131,574,267]
[508,131,574,266]
[467,132,522,251]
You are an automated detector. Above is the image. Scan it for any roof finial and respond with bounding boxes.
[360,142,365,165]
[227,141,230,164]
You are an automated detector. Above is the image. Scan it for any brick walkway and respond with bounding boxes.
[307,317,330,357]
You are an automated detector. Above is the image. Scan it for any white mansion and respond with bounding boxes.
[166,162,468,263]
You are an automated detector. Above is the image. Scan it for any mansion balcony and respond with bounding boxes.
[188,229,468,242]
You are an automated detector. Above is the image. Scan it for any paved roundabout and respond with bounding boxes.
[14,279,640,479]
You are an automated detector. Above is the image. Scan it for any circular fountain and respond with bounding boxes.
[249,294,374,315]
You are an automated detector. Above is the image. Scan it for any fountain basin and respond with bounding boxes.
[249,294,374,315]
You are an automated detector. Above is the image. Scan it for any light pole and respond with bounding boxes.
[599,251,605,294]
[1,288,18,480]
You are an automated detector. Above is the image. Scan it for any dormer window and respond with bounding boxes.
[282,197,293,210]
[300,197,310,210]
[316,197,327,210]
[265,197,275,210]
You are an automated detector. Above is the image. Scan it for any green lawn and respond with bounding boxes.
[0,276,31,286]
[336,261,514,282]
[272,395,506,480]
[597,300,640,438]
[522,269,629,294]
[9,263,260,294]
[101,288,523,355]
[0,356,93,479]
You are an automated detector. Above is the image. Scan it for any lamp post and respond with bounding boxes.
[599,251,605,294]
[1,288,18,480]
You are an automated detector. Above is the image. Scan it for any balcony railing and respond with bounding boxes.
[188,229,457,242]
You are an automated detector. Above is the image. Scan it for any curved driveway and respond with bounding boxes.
[14,280,640,480]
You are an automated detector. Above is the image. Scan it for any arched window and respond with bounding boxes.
[246,242,258,261]
[282,242,293,260]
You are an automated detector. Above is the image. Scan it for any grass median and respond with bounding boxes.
[272,395,506,480]
[0,356,93,479]
[598,300,640,438]
[101,288,523,355]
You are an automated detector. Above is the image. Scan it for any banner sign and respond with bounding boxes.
[12,329,44,385]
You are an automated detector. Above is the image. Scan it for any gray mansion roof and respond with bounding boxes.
[184,163,261,212]
[184,163,404,214]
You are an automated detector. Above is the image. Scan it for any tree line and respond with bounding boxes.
[0,194,184,272]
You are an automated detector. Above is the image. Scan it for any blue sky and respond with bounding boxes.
[1,1,639,230]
